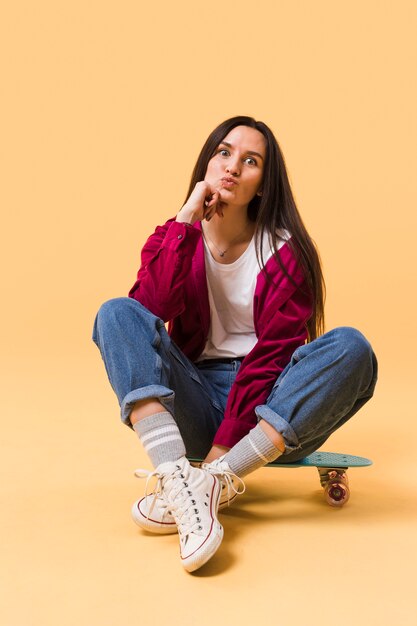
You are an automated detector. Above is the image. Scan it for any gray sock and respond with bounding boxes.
[132,411,186,468]
[223,423,284,477]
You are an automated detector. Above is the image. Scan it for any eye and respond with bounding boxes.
[216,149,257,166]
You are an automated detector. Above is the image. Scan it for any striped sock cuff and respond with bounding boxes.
[140,424,183,452]
[133,411,186,467]
[224,423,284,478]
[248,424,283,464]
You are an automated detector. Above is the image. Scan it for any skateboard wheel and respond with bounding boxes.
[325,480,350,507]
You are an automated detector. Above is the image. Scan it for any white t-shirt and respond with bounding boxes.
[195,228,291,362]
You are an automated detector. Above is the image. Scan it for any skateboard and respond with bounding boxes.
[190,451,372,508]
[267,451,372,507]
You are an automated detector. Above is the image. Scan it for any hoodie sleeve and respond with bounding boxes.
[212,253,314,449]
[128,218,201,322]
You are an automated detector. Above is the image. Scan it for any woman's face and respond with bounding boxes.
[204,125,266,209]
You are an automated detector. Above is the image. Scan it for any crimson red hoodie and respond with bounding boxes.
[129,218,313,448]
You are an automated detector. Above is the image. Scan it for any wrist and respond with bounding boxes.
[176,207,197,226]
[176,218,196,226]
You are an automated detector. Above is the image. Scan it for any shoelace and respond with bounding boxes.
[134,465,207,536]
[133,467,170,521]
[202,462,246,506]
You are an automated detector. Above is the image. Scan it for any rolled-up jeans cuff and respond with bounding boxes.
[121,385,175,428]
[255,405,302,455]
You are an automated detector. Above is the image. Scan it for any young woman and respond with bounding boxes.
[92,115,378,573]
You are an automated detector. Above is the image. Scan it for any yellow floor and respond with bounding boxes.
[1,350,416,626]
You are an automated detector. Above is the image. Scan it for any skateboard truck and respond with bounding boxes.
[317,467,350,507]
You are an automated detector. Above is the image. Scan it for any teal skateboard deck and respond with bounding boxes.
[190,451,372,507]
[268,451,372,506]
[268,451,372,468]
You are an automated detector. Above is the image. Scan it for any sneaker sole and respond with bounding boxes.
[131,500,178,534]
[132,491,238,535]
[182,523,224,573]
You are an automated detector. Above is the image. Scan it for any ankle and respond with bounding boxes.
[258,419,286,453]
[130,399,167,425]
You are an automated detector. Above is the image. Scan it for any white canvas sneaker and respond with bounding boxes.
[133,456,223,572]
[132,456,245,535]
[202,455,246,500]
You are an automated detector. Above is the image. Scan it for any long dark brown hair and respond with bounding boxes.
[182,115,326,341]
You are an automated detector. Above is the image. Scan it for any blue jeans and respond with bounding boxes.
[92,297,378,462]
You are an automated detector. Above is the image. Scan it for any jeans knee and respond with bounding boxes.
[95,296,130,325]
[92,297,133,341]
[332,325,369,353]
[98,296,132,318]
[92,296,164,348]
[332,326,377,378]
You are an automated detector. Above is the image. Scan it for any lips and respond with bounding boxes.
[221,177,238,186]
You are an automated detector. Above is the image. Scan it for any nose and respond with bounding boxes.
[225,155,240,176]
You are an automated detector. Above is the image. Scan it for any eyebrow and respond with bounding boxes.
[219,141,264,161]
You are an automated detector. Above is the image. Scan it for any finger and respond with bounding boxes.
[205,200,224,220]
[215,199,225,217]
[205,192,218,208]
[204,208,216,221]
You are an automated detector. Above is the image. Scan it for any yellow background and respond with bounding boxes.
[1,1,416,624]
